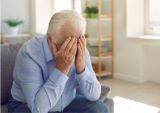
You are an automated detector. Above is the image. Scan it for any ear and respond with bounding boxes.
[47,33,58,54]
[47,33,52,42]
[51,42,58,55]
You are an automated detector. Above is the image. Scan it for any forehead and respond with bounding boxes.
[60,22,83,38]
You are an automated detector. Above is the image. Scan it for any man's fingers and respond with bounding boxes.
[60,37,72,50]
[80,37,86,47]
[73,44,77,56]
[70,38,77,54]
[71,38,77,51]
[78,38,84,51]
[77,43,82,54]
[65,37,76,52]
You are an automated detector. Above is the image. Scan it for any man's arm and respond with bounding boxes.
[16,37,77,113]
[76,49,101,101]
[15,51,68,113]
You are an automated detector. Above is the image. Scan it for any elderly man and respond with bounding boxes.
[8,10,108,113]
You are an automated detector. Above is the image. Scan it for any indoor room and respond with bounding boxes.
[1,0,160,113]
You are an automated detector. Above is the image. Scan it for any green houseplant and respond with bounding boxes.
[4,19,24,35]
[84,7,98,18]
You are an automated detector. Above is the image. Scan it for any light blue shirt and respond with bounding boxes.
[11,35,101,113]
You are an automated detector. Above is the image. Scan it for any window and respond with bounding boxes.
[126,0,145,37]
[53,0,82,14]
[32,0,82,35]
[53,0,73,13]
[145,0,160,35]
[127,0,160,38]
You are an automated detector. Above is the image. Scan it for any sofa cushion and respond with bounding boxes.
[104,98,114,113]
[1,105,8,113]
[100,85,110,101]
[1,43,22,105]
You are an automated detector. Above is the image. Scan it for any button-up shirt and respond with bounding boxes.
[11,35,101,113]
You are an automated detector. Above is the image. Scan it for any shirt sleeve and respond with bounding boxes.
[14,51,68,113]
[76,49,101,101]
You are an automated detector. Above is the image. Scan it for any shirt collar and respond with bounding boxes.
[42,36,54,62]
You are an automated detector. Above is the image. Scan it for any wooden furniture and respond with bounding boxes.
[82,0,114,79]
[1,33,31,44]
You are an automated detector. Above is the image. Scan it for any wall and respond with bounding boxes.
[1,0,32,34]
[142,42,160,83]
[114,0,160,83]
[126,0,144,37]
[1,0,53,35]
[34,0,53,34]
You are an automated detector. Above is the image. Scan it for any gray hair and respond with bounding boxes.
[47,10,86,35]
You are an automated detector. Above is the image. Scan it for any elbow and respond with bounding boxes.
[88,94,100,101]
[31,104,41,113]
[31,97,51,113]
[85,91,101,101]
[32,104,49,113]
[85,86,101,101]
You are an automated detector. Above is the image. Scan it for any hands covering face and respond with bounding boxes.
[48,36,86,75]
[75,36,86,74]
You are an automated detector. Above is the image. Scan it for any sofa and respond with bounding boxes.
[1,43,114,113]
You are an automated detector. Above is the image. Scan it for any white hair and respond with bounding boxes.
[47,10,86,35]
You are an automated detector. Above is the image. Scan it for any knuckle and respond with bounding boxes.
[66,56,70,61]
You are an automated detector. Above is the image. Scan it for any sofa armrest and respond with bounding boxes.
[99,85,110,101]
[103,98,114,113]
[1,105,8,113]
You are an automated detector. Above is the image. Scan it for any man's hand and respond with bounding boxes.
[75,36,86,74]
[48,37,77,75]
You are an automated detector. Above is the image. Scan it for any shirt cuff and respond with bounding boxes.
[49,68,69,86]
[76,66,90,82]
